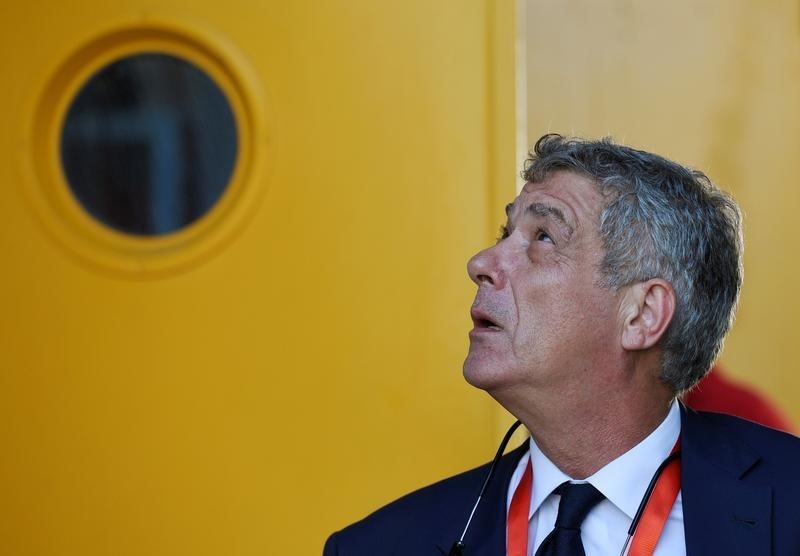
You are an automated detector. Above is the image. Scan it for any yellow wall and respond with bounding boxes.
[7,2,791,554]
[524,0,800,426]
[0,2,518,554]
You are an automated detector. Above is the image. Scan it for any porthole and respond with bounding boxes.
[60,53,238,236]
[23,22,269,277]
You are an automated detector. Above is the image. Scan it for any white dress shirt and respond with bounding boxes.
[506,400,685,555]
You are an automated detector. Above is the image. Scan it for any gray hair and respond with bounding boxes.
[522,134,743,393]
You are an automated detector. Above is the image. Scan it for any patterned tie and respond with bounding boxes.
[534,482,605,556]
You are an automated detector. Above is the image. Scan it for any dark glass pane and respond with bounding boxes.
[60,53,238,236]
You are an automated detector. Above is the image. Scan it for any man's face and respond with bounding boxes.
[463,171,625,395]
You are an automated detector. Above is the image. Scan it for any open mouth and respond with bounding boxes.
[471,311,503,331]
[476,318,501,331]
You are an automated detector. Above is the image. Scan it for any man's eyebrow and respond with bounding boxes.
[526,202,574,237]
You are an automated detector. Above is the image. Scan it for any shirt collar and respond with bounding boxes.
[528,399,681,519]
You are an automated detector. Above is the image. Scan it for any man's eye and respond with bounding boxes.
[535,230,553,243]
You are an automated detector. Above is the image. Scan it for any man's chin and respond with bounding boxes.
[462,355,512,391]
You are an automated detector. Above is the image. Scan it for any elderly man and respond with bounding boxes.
[324,135,800,555]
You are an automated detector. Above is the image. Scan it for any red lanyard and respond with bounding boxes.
[507,440,681,556]
[625,440,681,556]
[507,457,533,556]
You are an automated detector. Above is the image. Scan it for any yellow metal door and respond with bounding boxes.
[0,2,518,554]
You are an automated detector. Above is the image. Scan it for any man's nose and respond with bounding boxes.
[467,245,505,288]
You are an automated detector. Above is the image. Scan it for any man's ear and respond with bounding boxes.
[620,279,676,351]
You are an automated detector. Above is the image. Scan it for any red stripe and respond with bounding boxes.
[627,440,681,556]
[507,456,532,556]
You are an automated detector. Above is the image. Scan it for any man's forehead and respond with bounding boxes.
[520,171,597,194]
[506,184,576,220]
[505,197,576,235]
[514,174,604,217]
[521,180,544,194]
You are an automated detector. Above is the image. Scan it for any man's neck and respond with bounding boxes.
[495,381,675,479]
[529,398,673,479]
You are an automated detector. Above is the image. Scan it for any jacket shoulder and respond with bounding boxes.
[324,442,526,556]
[681,408,800,554]
[690,408,800,477]
[324,460,490,556]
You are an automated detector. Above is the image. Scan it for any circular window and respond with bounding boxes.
[24,23,268,277]
[60,53,238,236]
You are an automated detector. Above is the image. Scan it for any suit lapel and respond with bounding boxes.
[435,441,529,556]
[681,405,772,556]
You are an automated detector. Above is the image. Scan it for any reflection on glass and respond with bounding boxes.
[60,53,238,236]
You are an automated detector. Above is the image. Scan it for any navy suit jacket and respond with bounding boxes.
[324,406,800,555]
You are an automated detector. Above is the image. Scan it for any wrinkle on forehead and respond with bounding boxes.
[518,174,605,228]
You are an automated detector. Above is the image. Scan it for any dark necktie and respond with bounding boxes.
[534,481,605,556]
